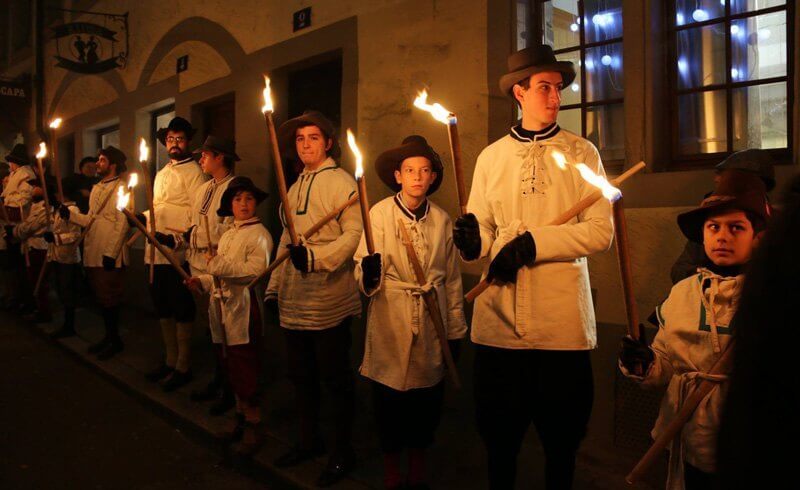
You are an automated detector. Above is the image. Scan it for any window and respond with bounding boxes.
[517,0,625,164]
[669,0,792,163]
[96,124,120,150]
[150,105,175,170]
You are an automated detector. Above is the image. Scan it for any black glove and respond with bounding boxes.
[448,339,462,364]
[102,255,116,271]
[155,231,176,249]
[288,244,310,273]
[43,231,55,244]
[453,213,481,260]
[265,296,279,318]
[486,232,537,284]
[4,225,15,242]
[619,324,654,374]
[58,204,70,220]
[126,212,146,228]
[360,253,382,292]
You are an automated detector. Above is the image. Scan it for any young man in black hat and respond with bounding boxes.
[1,144,36,310]
[185,176,272,456]
[156,135,237,412]
[143,116,206,391]
[266,110,362,486]
[620,169,770,489]
[354,135,467,489]
[61,146,130,359]
[62,156,99,214]
[453,44,613,489]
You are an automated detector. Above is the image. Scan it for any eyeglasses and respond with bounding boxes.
[166,136,186,143]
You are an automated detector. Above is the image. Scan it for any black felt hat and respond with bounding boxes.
[217,176,268,217]
[98,145,128,173]
[193,135,241,161]
[277,110,341,161]
[499,44,576,96]
[4,144,30,166]
[374,135,444,195]
[156,116,197,146]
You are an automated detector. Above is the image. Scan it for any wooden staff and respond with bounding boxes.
[264,111,299,246]
[49,130,65,203]
[626,343,735,484]
[33,152,55,296]
[446,117,468,216]
[126,229,143,247]
[203,214,228,356]
[121,207,191,281]
[141,160,156,283]
[248,193,359,289]
[397,219,461,388]
[357,176,375,254]
[613,196,644,375]
[465,162,646,302]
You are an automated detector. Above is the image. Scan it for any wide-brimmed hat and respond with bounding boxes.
[192,135,240,161]
[156,116,197,146]
[499,44,576,96]
[98,145,128,173]
[374,135,444,195]
[678,169,771,242]
[715,149,776,192]
[4,144,30,166]
[277,110,341,161]
[217,176,268,217]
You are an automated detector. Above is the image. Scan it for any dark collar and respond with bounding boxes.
[510,122,560,143]
[394,193,429,221]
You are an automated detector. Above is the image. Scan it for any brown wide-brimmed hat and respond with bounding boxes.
[277,110,341,161]
[4,144,30,166]
[192,135,240,161]
[217,176,268,217]
[715,148,776,192]
[374,135,444,195]
[156,116,197,146]
[499,44,576,96]
[98,145,127,173]
[677,169,771,243]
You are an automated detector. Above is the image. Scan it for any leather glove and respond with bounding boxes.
[487,231,536,284]
[288,244,310,273]
[619,324,654,374]
[102,255,116,271]
[43,231,55,244]
[126,212,146,228]
[360,253,382,292]
[58,204,71,220]
[155,231,176,249]
[453,213,481,260]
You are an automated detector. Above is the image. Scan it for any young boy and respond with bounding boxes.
[354,135,468,489]
[44,192,83,338]
[185,176,273,456]
[619,169,770,490]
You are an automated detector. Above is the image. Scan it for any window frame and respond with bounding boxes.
[95,123,120,150]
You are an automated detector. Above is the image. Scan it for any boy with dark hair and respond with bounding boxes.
[354,135,467,489]
[619,169,770,490]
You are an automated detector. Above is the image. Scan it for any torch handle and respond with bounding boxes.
[358,178,375,254]
[447,119,468,216]
[141,161,157,283]
[123,208,190,281]
[266,112,299,246]
[35,158,54,227]
[50,129,65,203]
[203,214,228,357]
[613,197,640,339]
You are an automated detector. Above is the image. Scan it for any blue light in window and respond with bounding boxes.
[601,55,613,66]
[677,57,689,75]
[570,23,579,32]
[592,13,614,28]
[676,12,685,25]
[758,28,771,41]
[731,68,739,79]
[586,58,595,71]
[692,9,710,22]
[730,24,740,35]
[571,83,580,92]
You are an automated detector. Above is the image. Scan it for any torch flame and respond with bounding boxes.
[116,187,130,211]
[575,164,622,202]
[128,172,138,189]
[138,138,149,163]
[261,76,274,114]
[36,142,47,159]
[346,129,364,180]
[49,118,63,130]
[413,90,454,124]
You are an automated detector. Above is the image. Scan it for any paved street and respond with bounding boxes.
[0,311,267,490]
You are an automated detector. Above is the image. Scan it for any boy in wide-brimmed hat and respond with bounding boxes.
[619,169,770,489]
[454,44,613,488]
[354,135,467,489]
[185,176,273,457]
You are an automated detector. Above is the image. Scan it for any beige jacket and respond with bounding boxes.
[466,125,613,350]
[70,177,129,268]
[355,195,467,391]
[177,173,235,274]
[2,165,35,209]
[266,158,363,330]
[13,200,49,251]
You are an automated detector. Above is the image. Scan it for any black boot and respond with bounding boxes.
[191,362,223,402]
[146,364,174,382]
[209,382,235,416]
[162,369,193,392]
[96,307,123,360]
[215,412,246,443]
[50,307,76,339]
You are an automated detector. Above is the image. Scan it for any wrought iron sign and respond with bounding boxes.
[51,9,129,74]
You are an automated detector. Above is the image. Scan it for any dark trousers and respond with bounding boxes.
[284,319,355,457]
[215,290,263,404]
[148,264,195,322]
[684,463,714,490]
[474,345,594,490]
[53,262,80,308]
[26,249,49,314]
[372,380,445,454]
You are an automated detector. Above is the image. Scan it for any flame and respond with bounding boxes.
[346,129,364,179]
[413,90,454,124]
[575,164,621,201]
[138,138,149,163]
[49,117,63,129]
[36,142,47,159]
[116,187,130,211]
[128,172,138,189]
[551,150,567,170]
[261,75,274,113]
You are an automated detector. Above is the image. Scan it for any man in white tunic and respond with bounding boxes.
[1,144,36,310]
[453,45,613,489]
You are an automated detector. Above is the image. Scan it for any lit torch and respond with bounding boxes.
[413,90,467,215]
[48,117,65,203]
[347,129,374,254]
[34,143,54,225]
[139,137,156,283]
[262,75,299,246]
[127,172,138,211]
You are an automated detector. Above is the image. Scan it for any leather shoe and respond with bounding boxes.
[209,389,235,416]
[96,340,123,361]
[316,450,356,487]
[145,363,174,383]
[161,369,193,392]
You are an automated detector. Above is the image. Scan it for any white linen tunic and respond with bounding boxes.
[197,217,273,345]
[49,202,82,264]
[354,195,468,391]
[466,125,613,350]
[178,173,235,274]
[145,157,206,265]
[266,158,363,331]
[13,200,49,251]
[2,165,35,209]
[69,176,130,267]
